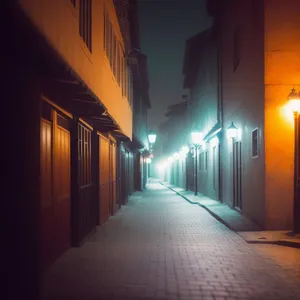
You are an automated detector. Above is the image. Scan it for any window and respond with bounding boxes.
[252,128,259,158]
[70,0,76,7]
[79,0,92,51]
[233,26,241,71]
[104,8,124,91]
[117,43,121,85]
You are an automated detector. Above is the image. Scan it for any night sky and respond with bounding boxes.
[137,0,212,131]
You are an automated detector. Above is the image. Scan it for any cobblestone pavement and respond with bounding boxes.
[42,180,300,300]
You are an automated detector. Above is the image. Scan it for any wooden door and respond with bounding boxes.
[233,141,242,211]
[110,141,117,214]
[99,135,110,224]
[77,122,94,242]
[54,113,71,256]
[40,108,71,268]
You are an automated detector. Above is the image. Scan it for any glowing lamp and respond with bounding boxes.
[146,158,152,164]
[287,88,300,114]
[210,137,219,147]
[173,152,180,160]
[227,122,238,139]
[148,132,157,144]
[191,131,203,145]
[181,146,190,155]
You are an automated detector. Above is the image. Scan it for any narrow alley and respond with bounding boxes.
[43,180,300,300]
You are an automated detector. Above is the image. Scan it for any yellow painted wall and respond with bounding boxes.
[19,0,132,139]
[264,0,300,229]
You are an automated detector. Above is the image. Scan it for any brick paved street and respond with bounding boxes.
[42,180,300,300]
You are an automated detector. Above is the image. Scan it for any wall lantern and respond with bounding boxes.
[148,132,157,144]
[227,122,238,139]
[191,131,203,145]
[287,88,300,114]
[173,152,180,160]
[181,146,190,155]
[210,137,219,147]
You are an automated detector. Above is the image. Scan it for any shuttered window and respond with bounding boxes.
[79,0,92,51]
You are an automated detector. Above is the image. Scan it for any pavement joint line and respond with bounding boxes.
[160,181,300,250]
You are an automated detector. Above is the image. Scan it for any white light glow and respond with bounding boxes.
[173,152,180,160]
[210,137,219,147]
[168,157,174,163]
[146,158,152,164]
[181,146,190,155]
[148,133,157,144]
[191,131,203,145]
[227,122,238,139]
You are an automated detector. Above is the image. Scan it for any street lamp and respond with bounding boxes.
[148,132,157,144]
[173,152,180,160]
[227,122,238,139]
[181,146,190,155]
[287,88,300,233]
[191,131,203,195]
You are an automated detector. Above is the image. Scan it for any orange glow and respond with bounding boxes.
[288,99,300,114]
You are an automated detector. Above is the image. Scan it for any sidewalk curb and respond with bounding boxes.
[160,181,236,232]
[160,181,300,250]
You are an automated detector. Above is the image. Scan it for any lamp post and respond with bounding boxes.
[148,131,157,178]
[287,88,300,233]
[191,131,203,195]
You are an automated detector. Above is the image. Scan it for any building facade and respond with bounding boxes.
[182,27,221,201]
[4,1,150,296]
[159,0,300,231]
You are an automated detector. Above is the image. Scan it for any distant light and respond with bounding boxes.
[173,152,180,160]
[146,158,152,164]
[156,162,166,171]
[210,137,219,147]
[191,131,203,145]
[148,132,157,144]
[181,146,190,155]
[168,156,174,163]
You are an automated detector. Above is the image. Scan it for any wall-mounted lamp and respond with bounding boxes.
[148,132,157,144]
[181,146,190,155]
[227,122,238,139]
[173,152,180,160]
[210,137,219,147]
[191,131,203,146]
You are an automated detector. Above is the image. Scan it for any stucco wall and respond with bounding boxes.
[20,0,132,138]
[220,0,265,227]
[190,31,219,200]
[264,0,300,229]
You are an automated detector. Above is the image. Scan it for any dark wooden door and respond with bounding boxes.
[99,134,110,224]
[233,141,242,211]
[77,122,95,242]
[40,109,71,268]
